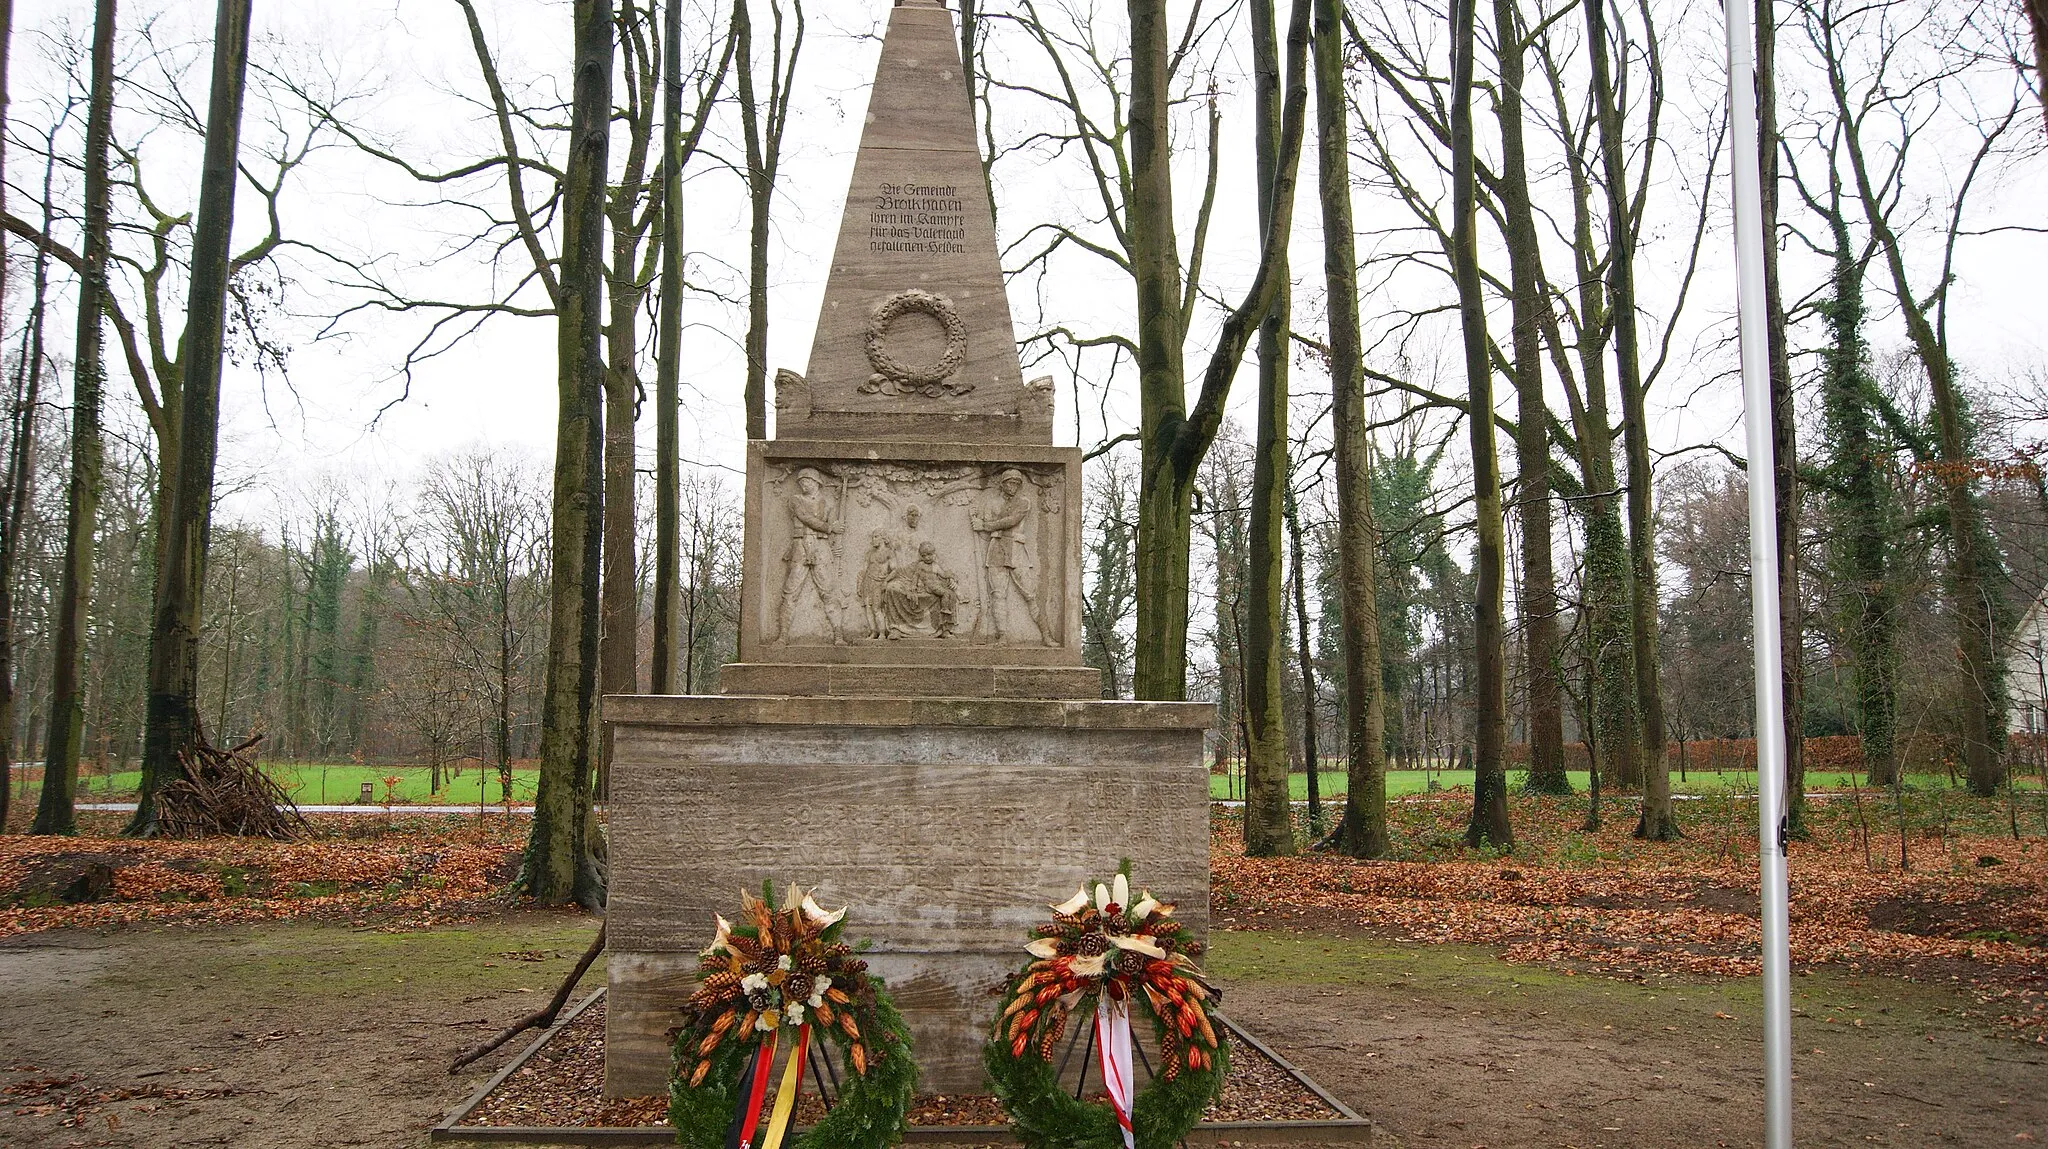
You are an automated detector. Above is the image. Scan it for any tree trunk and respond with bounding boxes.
[733,0,765,439]
[1131,0,1309,701]
[733,0,799,441]
[1493,0,1566,795]
[1757,0,1805,834]
[32,0,116,837]
[651,0,686,697]
[0,95,53,832]
[523,0,612,908]
[599,0,658,798]
[1545,41,1641,792]
[498,564,515,800]
[1316,0,1387,856]
[1285,482,1322,833]
[1242,0,1294,858]
[1127,0,1193,702]
[1583,0,1673,839]
[1451,0,1510,849]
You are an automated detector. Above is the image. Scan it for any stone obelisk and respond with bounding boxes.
[717,0,1097,697]
[603,0,1212,1095]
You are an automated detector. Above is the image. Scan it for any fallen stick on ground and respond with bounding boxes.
[450,922,607,1074]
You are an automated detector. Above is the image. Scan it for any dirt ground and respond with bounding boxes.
[0,911,602,1149]
[1210,930,2046,1148]
[2,914,2041,1148]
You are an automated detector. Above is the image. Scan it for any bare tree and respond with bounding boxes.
[0,105,63,829]
[1581,0,1674,840]
[652,0,735,694]
[132,0,254,835]
[1243,0,1298,857]
[523,0,613,908]
[1132,0,1310,700]
[1492,0,1567,795]
[733,0,802,439]
[1448,0,1510,848]
[1758,0,1806,834]
[32,0,114,836]
[1081,446,1139,699]
[1314,0,1389,857]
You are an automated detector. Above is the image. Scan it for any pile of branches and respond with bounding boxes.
[154,733,308,839]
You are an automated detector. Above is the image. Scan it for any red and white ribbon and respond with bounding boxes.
[1096,995,1135,1149]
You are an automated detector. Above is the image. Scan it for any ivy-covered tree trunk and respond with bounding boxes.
[523,0,613,909]
[1450,0,1510,849]
[1315,0,1387,856]
[134,0,252,833]
[1493,0,1566,795]
[1817,213,1899,790]
[1241,0,1294,858]
[33,0,117,837]
[1834,47,2008,797]
[1557,202,1638,791]
[1583,0,1673,839]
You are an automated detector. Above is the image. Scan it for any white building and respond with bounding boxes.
[2010,585,2048,735]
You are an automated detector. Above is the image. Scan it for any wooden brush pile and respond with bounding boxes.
[155,733,308,839]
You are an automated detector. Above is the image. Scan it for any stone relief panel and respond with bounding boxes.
[761,460,1067,649]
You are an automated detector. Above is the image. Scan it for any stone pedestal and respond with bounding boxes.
[601,0,1215,1100]
[602,695,1212,1095]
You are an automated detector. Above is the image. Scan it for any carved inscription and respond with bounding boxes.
[868,181,968,256]
[765,460,1064,648]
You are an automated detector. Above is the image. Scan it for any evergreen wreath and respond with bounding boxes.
[984,868,1227,1149]
[668,883,916,1149]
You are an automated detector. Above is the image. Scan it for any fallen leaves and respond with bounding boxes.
[1212,794,2048,1041]
[0,817,523,937]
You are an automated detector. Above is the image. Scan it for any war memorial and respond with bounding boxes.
[602,0,1214,1096]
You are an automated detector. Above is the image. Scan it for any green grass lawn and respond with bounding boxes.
[1208,767,1907,800]
[43,761,542,806]
[18,759,2012,807]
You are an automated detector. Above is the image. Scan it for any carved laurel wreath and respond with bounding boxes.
[861,289,971,398]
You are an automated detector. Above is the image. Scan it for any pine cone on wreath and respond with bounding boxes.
[783,973,815,1005]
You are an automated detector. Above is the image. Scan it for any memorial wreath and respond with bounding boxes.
[668,883,916,1149]
[984,868,1227,1149]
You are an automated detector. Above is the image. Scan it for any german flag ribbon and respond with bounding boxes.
[1096,998,1135,1149]
[727,1028,779,1149]
[758,1022,811,1149]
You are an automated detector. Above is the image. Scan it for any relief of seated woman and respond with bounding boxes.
[880,542,962,639]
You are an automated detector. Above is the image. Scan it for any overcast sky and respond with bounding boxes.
[6,0,2043,537]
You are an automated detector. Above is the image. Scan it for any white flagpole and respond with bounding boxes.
[1721,1,1795,1145]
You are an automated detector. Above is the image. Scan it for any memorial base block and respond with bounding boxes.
[601,693,1213,1097]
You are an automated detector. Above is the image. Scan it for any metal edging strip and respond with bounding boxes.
[1216,1010,1367,1123]
[431,985,610,1139]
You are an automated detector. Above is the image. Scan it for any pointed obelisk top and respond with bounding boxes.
[777,0,1048,444]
